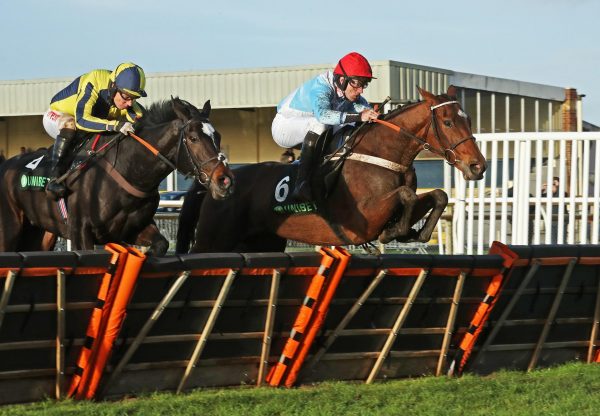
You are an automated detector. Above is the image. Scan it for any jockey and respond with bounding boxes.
[42,62,147,200]
[271,52,379,201]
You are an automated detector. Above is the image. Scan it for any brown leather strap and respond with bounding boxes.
[96,158,152,199]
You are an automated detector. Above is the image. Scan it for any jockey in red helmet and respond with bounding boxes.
[43,62,147,200]
[272,52,379,201]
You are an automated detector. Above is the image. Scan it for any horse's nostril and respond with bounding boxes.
[219,176,232,188]
[470,162,486,176]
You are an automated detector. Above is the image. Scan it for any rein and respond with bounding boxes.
[129,119,228,187]
[373,100,475,165]
[328,99,475,174]
[130,132,178,171]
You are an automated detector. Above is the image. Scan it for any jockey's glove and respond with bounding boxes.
[117,121,135,135]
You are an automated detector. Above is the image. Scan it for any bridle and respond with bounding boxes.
[130,117,228,187]
[375,100,476,165]
[174,118,228,186]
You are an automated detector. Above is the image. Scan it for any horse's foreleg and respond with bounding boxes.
[377,186,418,244]
[402,189,448,243]
[68,219,96,250]
[132,222,169,256]
[42,232,57,251]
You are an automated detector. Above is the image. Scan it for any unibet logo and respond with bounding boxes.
[273,202,318,214]
[20,174,49,189]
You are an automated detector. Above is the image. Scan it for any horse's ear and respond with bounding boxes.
[447,85,457,99]
[201,100,211,117]
[417,86,435,102]
[172,97,191,121]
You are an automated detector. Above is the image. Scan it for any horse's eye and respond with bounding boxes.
[443,120,453,127]
[189,135,200,142]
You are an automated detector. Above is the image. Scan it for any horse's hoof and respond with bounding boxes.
[360,243,381,256]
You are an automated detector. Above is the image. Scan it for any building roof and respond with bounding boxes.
[0,60,566,117]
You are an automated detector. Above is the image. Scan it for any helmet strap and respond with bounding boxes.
[337,60,350,92]
[108,81,118,100]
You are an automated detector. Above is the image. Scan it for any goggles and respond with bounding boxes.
[118,90,136,102]
[348,77,370,89]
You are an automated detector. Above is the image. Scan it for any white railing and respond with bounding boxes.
[447,132,600,254]
[158,200,184,209]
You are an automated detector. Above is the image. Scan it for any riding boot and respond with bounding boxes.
[292,131,320,202]
[45,129,75,200]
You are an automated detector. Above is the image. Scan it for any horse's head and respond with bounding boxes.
[417,86,486,180]
[171,98,235,199]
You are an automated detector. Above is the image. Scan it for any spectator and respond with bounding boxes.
[538,176,567,243]
[280,149,296,164]
[541,176,565,198]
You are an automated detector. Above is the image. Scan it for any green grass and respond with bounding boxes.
[2,362,599,416]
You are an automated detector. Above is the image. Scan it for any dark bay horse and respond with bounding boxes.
[0,98,234,254]
[177,86,486,253]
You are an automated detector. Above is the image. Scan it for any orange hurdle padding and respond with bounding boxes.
[266,248,335,386]
[284,246,351,387]
[80,246,146,399]
[451,273,503,375]
[67,244,129,398]
[449,241,518,376]
[595,349,600,363]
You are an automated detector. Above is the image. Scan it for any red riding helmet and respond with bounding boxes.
[334,52,375,79]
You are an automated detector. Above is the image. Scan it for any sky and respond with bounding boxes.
[1,0,599,125]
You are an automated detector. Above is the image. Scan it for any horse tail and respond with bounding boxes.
[175,181,207,253]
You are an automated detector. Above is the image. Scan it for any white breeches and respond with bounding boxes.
[42,109,75,140]
[271,112,327,148]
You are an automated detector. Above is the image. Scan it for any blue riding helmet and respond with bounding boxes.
[111,62,147,98]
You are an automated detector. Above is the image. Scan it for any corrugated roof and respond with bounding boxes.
[0,60,563,116]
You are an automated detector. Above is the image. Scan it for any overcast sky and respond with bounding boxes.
[1,0,599,125]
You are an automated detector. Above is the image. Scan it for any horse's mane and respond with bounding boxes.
[382,100,421,120]
[136,98,201,130]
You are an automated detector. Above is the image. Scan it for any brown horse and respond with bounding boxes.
[177,86,485,253]
[0,98,234,254]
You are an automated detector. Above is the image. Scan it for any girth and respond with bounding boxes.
[96,158,153,199]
